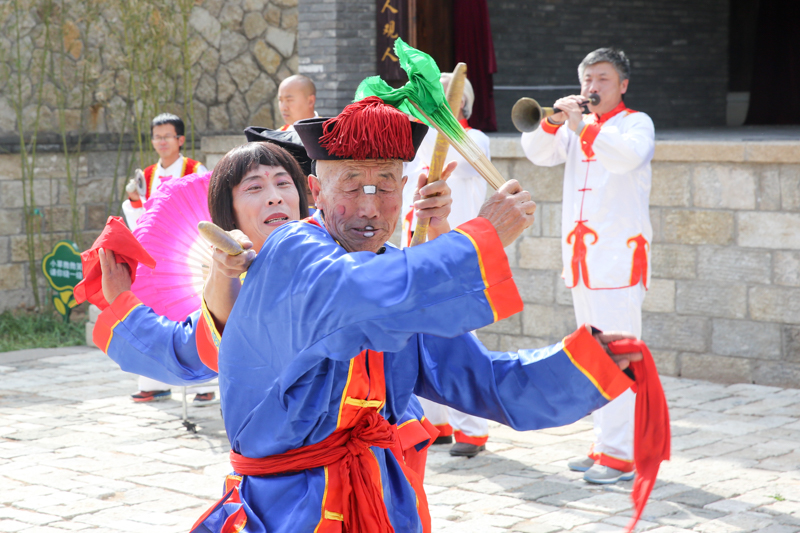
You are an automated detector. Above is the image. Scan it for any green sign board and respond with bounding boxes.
[42,241,83,320]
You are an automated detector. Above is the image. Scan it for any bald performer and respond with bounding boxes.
[278,74,318,131]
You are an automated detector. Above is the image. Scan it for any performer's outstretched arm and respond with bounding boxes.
[252,216,523,365]
[94,294,218,385]
[413,326,635,430]
[93,248,217,385]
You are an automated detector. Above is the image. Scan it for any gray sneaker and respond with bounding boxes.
[567,456,595,472]
[583,464,635,484]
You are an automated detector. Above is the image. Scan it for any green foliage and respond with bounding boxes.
[0,308,87,352]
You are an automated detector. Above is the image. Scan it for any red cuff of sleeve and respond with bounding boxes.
[562,325,634,401]
[196,314,220,372]
[540,118,563,135]
[397,417,438,453]
[92,291,142,352]
[129,199,143,209]
[455,218,523,322]
[579,123,601,158]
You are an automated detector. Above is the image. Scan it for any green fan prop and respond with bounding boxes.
[355,38,505,190]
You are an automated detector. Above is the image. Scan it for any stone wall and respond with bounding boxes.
[0,0,298,136]
[481,137,800,388]
[0,146,185,311]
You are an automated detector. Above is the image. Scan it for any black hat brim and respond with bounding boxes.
[293,117,428,162]
[243,126,313,177]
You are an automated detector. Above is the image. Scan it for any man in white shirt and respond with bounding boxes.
[521,48,655,484]
[121,113,212,403]
[402,74,491,458]
[277,75,318,132]
[122,114,207,232]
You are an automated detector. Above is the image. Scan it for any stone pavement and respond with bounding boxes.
[1,347,799,533]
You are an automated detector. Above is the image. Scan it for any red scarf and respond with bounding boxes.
[230,410,398,533]
[74,216,155,309]
[608,339,671,532]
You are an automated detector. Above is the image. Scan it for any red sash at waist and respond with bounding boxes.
[230,410,397,533]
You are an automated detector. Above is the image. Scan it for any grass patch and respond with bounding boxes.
[0,307,87,353]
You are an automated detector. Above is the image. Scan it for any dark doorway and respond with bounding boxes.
[744,0,800,125]
[410,0,454,73]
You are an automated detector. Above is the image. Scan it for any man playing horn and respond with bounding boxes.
[521,47,656,485]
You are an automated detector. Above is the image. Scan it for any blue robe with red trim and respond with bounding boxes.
[96,303,218,386]
[95,287,436,464]
[197,210,633,533]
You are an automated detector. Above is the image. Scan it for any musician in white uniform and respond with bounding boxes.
[521,48,654,484]
[402,74,491,458]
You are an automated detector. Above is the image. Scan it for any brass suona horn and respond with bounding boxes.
[511,93,601,133]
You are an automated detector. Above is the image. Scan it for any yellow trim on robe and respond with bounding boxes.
[396,419,417,430]
[314,466,332,532]
[453,228,498,322]
[335,360,356,429]
[344,398,384,409]
[561,339,613,401]
[104,303,143,352]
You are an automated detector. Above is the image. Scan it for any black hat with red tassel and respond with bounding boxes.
[295,96,428,162]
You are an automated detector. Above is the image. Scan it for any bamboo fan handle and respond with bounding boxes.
[410,62,468,247]
[408,101,506,191]
[198,221,244,256]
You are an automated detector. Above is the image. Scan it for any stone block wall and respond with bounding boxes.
[0,0,298,136]
[0,146,203,312]
[480,137,800,388]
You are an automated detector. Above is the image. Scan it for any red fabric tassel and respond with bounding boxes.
[320,96,415,161]
[230,410,397,533]
[608,339,671,532]
[73,216,156,310]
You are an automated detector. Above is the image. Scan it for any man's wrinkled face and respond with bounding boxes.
[309,160,407,253]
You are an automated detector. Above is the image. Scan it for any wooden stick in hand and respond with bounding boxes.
[198,221,244,256]
[410,63,468,247]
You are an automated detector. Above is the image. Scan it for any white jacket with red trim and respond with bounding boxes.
[401,124,489,247]
[521,102,654,290]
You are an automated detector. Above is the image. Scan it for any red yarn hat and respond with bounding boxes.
[294,96,428,161]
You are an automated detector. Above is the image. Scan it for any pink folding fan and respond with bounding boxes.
[131,171,213,321]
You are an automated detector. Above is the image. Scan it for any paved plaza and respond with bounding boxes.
[0,346,799,533]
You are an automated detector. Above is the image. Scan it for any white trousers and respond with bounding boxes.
[138,375,216,395]
[417,397,489,441]
[571,282,644,465]
[121,199,145,232]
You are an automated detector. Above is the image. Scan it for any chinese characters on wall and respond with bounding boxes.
[376,0,409,81]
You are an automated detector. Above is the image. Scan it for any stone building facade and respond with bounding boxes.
[2,0,799,391]
[0,0,299,137]
[480,136,800,388]
[0,0,299,310]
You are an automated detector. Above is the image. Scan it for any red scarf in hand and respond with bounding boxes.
[73,216,156,310]
[608,339,671,532]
